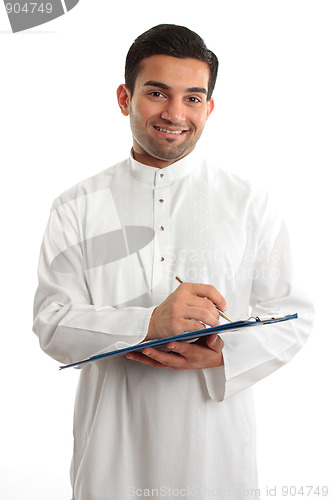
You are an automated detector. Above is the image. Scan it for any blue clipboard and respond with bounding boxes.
[59,313,298,370]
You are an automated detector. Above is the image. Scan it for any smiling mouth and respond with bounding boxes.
[154,126,187,135]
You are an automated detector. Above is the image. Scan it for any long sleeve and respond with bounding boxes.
[202,193,314,402]
[33,198,155,366]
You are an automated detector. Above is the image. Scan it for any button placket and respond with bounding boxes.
[155,192,167,256]
[152,176,170,291]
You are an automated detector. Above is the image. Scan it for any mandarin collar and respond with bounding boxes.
[129,149,202,184]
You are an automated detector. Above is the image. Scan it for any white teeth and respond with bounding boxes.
[156,127,183,134]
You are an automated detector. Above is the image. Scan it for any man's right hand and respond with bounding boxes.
[146,282,227,340]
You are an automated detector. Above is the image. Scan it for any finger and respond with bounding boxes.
[185,296,220,322]
[141,347,188,369]
[126,351,167,369]
[189,283,227,312]
[166,339,222,367]
[181,306,219,328]
[167,340,201,358]
[179,319,207,333]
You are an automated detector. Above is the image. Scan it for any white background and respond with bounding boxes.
[0,1,329,498]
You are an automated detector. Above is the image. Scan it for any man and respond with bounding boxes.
[33,24,313,500]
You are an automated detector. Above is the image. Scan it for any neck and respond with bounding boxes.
[132,145,195,169]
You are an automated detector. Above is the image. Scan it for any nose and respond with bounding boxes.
[161,98,186,124]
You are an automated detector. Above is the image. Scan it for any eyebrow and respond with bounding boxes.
[144,80,207,96]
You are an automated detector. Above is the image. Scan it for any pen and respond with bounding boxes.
[175,275,233,323]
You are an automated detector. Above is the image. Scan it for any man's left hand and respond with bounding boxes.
[126,333,224,370]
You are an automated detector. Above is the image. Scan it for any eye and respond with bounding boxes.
[148,91,165,99]
[187,96,202,104]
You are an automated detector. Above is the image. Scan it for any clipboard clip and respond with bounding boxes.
[247,314,286,322]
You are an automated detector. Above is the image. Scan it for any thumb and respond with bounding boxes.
[206,334,224,352]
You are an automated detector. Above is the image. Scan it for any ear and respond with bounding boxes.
[117,84,131,116]
[206,98,215,120]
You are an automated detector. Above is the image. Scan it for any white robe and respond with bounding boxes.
[33,150,313,500]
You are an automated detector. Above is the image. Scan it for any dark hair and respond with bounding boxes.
[125,24,218,101]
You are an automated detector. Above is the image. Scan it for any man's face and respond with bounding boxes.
[117,55,214,168]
